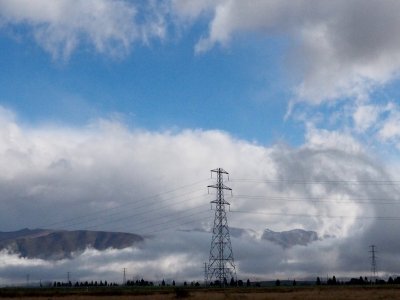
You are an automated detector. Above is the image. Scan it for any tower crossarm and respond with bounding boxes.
[208,184,232,190]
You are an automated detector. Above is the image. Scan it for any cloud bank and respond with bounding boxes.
[0,107,399,283]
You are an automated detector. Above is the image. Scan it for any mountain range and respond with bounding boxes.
[0,227,319,260]
[181,227,320,248]
[262,228,319,248]
[0,228,143,260]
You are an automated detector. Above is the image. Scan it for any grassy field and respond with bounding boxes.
[2,286,400,299]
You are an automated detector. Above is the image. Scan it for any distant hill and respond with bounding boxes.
[262,228,318,248]
[0,228,144,260]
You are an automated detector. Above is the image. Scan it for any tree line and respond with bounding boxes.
[320,275,400,285]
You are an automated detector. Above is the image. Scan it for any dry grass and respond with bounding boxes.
[0,297,173,300]
[2,286,400,300]
[189,287,400,300]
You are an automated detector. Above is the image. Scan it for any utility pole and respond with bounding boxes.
[207,168,236,286]
[123,268,127,285]
[370,245,377,282]
[204,262,208,287]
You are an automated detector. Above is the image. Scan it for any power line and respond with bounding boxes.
[230,178,400,185]
[61,190,400,232]
[72,193,208,231]
[10,176,400,235]
[139,214,212,236]
[233,194,400,205]
[42,179,209,230]
[6,176,400,247]
[131,209,211,235]
[230,210,400,221]
[91,202,210,233]
[16,179,214,240]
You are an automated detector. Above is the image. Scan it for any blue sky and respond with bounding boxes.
[2,1,400,151]
[0,5,300,145]
[3,0,400,283]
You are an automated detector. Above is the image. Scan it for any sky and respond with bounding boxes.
[2,0,400,285]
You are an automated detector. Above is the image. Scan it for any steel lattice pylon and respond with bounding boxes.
[370,245,377,281]
[206,168,236,286]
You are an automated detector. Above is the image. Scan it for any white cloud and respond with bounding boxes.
[173,0,400,103]
[305,125,363,154]
[378,105,400,144]
[353,104,381,132]
[0,107,399,281]
[170,0,217,23]
[0,0,165,60]
[380,119,400,142]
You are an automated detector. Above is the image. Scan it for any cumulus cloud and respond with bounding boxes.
[0,0,166,60]
[0,107,400,282]
[172,0,400,103]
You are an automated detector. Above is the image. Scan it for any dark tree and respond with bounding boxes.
[293,280,297,286]
[316,277,321,285]
[238,280,243,287]
[172,280,175,286]
[161,279,165,286]
[389,277,394,284]
[223,278,228,286]
[230,277,236,286]
[246,279,251,287]
[327,276,337,285]
[275,279,281,286]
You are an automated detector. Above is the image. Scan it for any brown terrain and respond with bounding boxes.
[2,286,400,300]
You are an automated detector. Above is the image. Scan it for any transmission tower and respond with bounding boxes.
[207,168,236,286]
[370,245,377,281]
